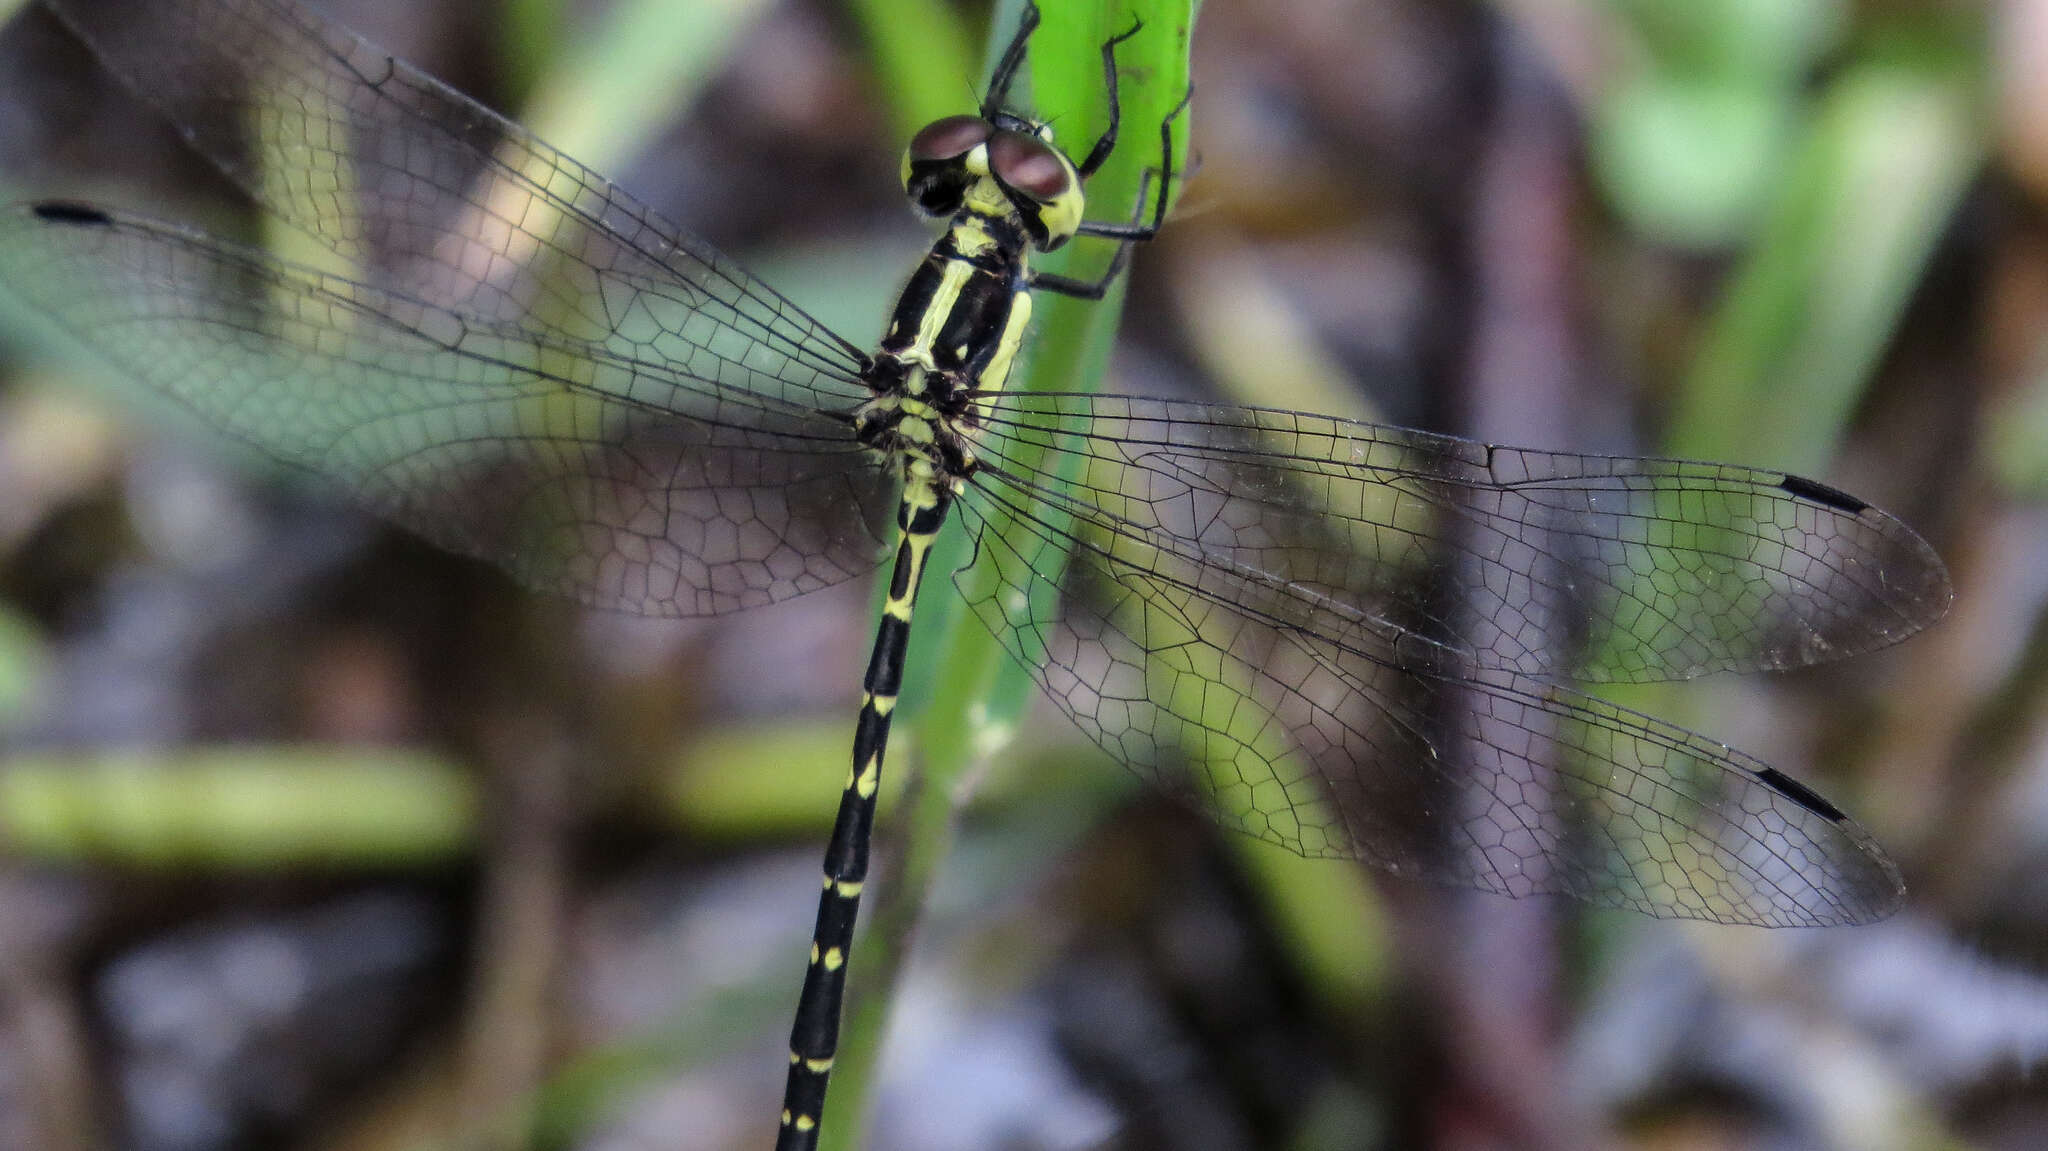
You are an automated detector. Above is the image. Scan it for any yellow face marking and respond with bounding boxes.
[963,174,1009,219]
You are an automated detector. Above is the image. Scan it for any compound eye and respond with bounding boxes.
[988,130,1071,201]
[908,115,994,164]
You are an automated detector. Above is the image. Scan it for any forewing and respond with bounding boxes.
[970,393,1950,684]
[0,204,893,615]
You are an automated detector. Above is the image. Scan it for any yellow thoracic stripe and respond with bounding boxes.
[981,289,1033,396]
[912,257,977,364]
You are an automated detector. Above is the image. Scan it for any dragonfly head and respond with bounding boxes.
[902,112,1084,251]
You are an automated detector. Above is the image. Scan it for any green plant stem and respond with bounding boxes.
[822,3,1192,1146]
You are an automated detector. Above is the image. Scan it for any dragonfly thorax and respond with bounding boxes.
[855,218,1034,481]
[861,116,1066,481]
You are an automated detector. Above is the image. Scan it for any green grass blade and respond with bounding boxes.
[828,4,1194,1147]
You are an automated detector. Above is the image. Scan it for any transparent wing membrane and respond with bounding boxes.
[0,205,893,615]
[968,394,1948,685]
[0,0,1950,926]
[953,415,1919,925]
[956,480,1904,924]
[38,0,873,403]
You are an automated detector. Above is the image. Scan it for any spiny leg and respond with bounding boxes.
[981,1,1041,116]
[1032,87,1192,301]
[1073,13,1150,177]
[775,481,952,1151]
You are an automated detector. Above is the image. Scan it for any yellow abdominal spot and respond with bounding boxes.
[896,415,935,446]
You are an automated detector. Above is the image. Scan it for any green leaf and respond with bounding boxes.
[827,5,1196,1147]
[1592,71,1791,247]
[852,0,977,141]
[1671,58,1981,469]
[504,0,774,178]
[0,747,474,867]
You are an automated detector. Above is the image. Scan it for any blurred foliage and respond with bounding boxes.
[850,0,975,139]
[1593,0,1848,246]
[667,719,891,838]
[1668,45,1982,468]
[0,0,2033,1148]
[0,604,45,725]
[0,747,471,866]
[497,0,773,178]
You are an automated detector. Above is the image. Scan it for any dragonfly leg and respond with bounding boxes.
[1034,87,1192,301]
[1072,14,1151,178]
[981,1,1041,115]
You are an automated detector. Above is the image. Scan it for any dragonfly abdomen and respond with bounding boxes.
[779,471,953,1151]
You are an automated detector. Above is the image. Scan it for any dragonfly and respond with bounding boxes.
[0,0,1951,1147]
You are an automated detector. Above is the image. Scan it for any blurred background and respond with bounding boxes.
[0,0,2022,1148]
